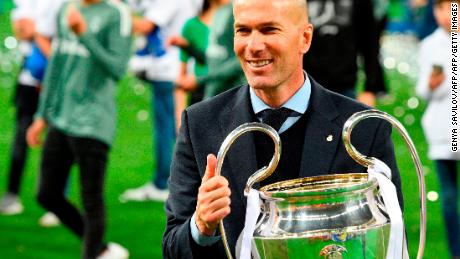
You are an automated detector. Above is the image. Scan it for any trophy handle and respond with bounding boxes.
[342,109,426,259]
[215,122,281,259]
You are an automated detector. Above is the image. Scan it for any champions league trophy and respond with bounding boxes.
[215,110,426,259]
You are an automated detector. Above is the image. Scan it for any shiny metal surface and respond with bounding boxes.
[342,109,426,259]
[253,225,389,259]
[214,123,281,259]
[253,174,390,259]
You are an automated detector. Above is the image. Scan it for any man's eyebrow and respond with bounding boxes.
[234,21,280,28]
[234,22,246,28]
[258,22,280,28]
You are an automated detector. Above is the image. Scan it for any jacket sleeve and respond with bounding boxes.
[163,110,224,258]
[368,119,404,210]
[78,4,132,81]
[34,4,62,120]
[34,58,54,120]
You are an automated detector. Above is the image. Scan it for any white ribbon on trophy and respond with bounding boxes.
[240,188,261,259]
[368,158,409,259]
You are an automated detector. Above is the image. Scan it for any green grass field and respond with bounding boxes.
[0,2,454,259]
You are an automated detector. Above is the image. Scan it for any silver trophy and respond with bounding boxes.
[215,110,426,259]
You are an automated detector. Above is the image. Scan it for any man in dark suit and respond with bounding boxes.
[163,0,403,258]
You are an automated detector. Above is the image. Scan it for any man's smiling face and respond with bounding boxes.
[233,0,312,93]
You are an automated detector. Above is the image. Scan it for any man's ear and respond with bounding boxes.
[300,23,313,54]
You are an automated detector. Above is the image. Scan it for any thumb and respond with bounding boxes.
[202,154,217,182]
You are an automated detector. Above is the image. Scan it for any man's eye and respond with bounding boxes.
[261,27,278,33]
[236,28,250,34]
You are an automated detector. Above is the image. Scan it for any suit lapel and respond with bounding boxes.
[218,86,258,200]
[299,79,342,177]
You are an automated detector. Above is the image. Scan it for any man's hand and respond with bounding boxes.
[176,74,197,91]
[132,16,155,35]
[13,18,35,40]
[357,91,376,107]
[195,154,231,236]
[429,69,445,91]
[35,34,52,57]
[67,6,87,35]
[411,0,428,8]
[26,118,47,147]
[167,35,189,48]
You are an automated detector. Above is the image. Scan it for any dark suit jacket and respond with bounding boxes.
[163,79,403,258]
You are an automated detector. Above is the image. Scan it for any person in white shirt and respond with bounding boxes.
[1,0,73,227]
[416,0,460,257]
[33,0,68,58]
[0,0,37,216]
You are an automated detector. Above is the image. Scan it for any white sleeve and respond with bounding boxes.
[35,0,67,37]
[11,0,36,21]
[143,0,178,27]
[415,41,432,100]
[191,0,204,14]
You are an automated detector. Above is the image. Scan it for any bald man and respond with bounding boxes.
[163,0,402,258]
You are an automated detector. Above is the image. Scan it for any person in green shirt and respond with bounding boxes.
[174,2,246,99]
[26,0,132,258]
[168,0,226,131]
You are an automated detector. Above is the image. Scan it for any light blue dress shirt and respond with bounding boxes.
[190,73,312,246]
[250,73,311,133]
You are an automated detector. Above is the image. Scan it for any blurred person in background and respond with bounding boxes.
[416,0,460,257]
[168,0,228,131]
[119,0,199,203]
[303,0,384,107]
[0,0,65,227]
[0,0,40,216]
[410,0,437,39]
[26,0,132,258]
[174,0,246,99]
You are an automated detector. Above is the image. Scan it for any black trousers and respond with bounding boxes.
[7,83,39,194]
[37,128,109,259]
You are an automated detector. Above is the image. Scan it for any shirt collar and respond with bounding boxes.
[250,71,311,115]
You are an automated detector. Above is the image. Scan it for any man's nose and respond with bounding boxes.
[247,32,265,53]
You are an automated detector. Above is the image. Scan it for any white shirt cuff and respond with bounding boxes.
[190,214,221,246]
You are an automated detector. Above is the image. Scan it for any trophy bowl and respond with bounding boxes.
[253,173,390,258]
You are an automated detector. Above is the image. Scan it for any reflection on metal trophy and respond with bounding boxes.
[215,110,426,259]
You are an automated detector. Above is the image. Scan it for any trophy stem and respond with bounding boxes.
[215,123,281,259]
[342,109,426,259]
